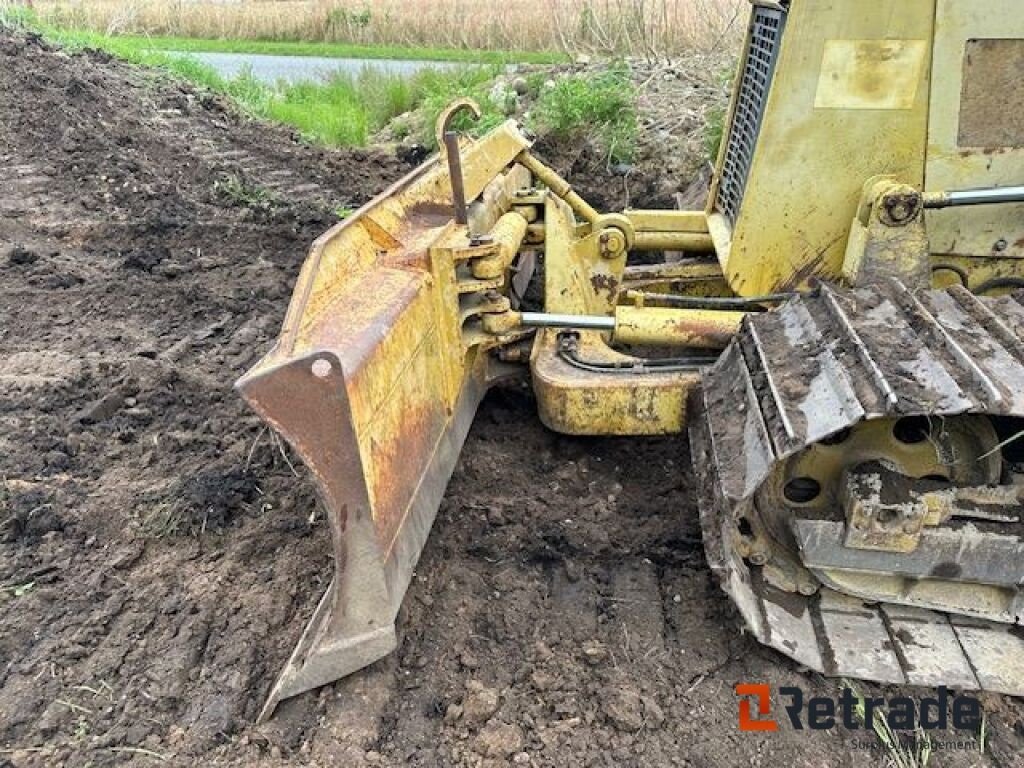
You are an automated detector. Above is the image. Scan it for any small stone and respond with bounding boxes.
[474,722,524,758]
[154,260,184,279]
[533,641,553,661]
[640,694,665,728]
[34,700,71,737]
[7,244,39,265]
[581,639,608,666]
[462,682,500,724]
[512,751,531,764]
[603,687,644,731]
[511,76,529,95]
[486,508,506,526]
[444,703,463,724]
[75,391,124,424]
[44,450,70,471]
[364,750,382,763]
[530,670,556,691]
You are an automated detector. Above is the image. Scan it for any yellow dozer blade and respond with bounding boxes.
[237,106,535,721]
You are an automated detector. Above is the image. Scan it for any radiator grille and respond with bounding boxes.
[715,6,787,225]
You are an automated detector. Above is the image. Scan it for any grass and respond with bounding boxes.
[1,581,36,598]
[1,4,641,161]
[31,0,744,57]
[1,10,507,148]
[214,174,278,208]
[845,681,933,768]
[532,62,637,163]
[93,34,565,65]
[703,103,726,162]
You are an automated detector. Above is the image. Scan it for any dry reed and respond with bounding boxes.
[33,0,743,56]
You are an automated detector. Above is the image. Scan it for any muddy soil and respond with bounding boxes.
[2,29,1023,768]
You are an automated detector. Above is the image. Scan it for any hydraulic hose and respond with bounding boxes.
[556,332,718,374]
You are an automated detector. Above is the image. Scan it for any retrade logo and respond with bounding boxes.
[735,683,982,732]
[736,683,778,731]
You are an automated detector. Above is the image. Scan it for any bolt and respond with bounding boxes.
[748,551,769,566]
[877,507,898,525]
[994,238,1009,252]
[797,581,819,596]
[883,191,921,225]
[598,228,626,259]
[311,358,333,378]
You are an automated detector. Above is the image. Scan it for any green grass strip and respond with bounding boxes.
[1,15,508,149]
[116,34,567,66]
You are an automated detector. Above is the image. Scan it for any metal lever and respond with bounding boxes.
[434,98,481,228]
[443,131,468,226]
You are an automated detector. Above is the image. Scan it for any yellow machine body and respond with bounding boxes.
[708,0,1024,295]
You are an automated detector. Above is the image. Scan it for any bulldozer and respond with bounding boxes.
[238,0,1024,721]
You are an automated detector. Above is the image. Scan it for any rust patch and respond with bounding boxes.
[407,201,456,228]
[959,39,1024,148]
[672,317,734,346]
[369,396,448,554]
[590,272,620,297]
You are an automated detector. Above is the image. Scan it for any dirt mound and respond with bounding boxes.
[2,27,1023,768]
[378,55,731,213]
[531,56,729,212]
[0,28,406,765]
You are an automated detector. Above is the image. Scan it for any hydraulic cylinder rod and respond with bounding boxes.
[520,312,615,331]
[924,185,1024,208]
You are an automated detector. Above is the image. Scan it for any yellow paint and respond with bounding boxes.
[244,120,536,538]
[841,177,931,288]
[613,306,744,348]
[632,231,714,252]
[530,194,709,436]
[712,0,936,296]
[621,261,731,299]
[470,211,529,279]
[531,330,696,436]
[625,209,709,233]
[815,40,928,111]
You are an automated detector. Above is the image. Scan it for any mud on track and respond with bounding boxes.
[2,29,1023,768]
